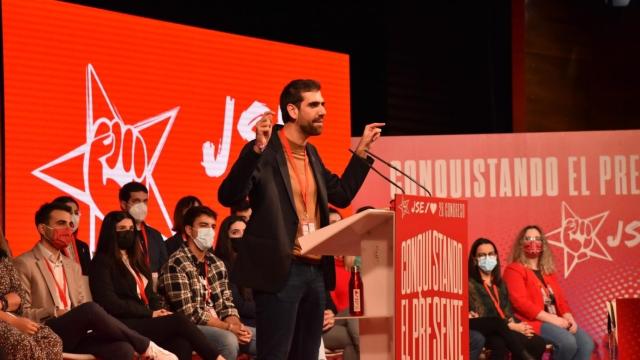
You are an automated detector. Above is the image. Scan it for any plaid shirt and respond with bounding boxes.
[158,245,238,325]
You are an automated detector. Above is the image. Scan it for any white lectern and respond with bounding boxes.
[300,209,395,359]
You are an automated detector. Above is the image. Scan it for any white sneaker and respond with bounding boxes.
[143,341,178,360]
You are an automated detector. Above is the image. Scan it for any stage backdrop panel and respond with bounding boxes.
[351,130,640,352]
[3,0,351,255]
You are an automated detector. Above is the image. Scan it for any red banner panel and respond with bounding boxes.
[3,0,351,255]
[395,194,469,359]
[612,298,640,359]
[352,130,640,356]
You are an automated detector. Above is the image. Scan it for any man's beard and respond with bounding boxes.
[300,117,324,136]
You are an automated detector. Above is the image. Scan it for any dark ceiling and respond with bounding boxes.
[64,1,514,136]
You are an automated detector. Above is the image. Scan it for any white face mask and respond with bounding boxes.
[129,202,148,222]
[70,214,80,232]
[192,227,215,251]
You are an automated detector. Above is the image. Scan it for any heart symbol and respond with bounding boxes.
[429,203,437,214]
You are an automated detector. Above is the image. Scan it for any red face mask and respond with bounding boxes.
[45,226,74,250]
[523,241,543,258]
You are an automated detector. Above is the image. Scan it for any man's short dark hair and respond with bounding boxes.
[119,181,148,202]
[356,205,375,213]
[279,79,321,123]
[35,202,72,227]
[52,195,79,208]
[183,206,218,231]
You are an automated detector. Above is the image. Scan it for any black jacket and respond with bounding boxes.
[75,238,91,275]
[88,253,163,319]
[218,125,371,292]
[137,223,168,273]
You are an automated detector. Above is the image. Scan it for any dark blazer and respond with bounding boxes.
[75,238,91,275]
[223,259,256,327]
[88,253,163,319]
[164,233,184,258]
[137,223,168,273]
[218,125,372,292]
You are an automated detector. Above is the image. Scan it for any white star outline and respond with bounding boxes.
[546,201,612,278]
[32,64,178,251]
[397,198,410,218]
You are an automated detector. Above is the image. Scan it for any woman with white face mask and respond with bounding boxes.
[88,211,224,360]
[504,226,595,360]
[468,238,547,360]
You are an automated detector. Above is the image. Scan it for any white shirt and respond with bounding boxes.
[38,242,71,310]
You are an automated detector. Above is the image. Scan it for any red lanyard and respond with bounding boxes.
[133,271,149,305]
[139,223,150,266]
[279,131,310,218]
[202,261,211,303]
[483,282,506,319]
[533,272,553,301]
[64,235,81,267]
[44,259,69,309]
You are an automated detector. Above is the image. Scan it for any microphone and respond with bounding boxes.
[348,149,404,194]
[364,149,432,197]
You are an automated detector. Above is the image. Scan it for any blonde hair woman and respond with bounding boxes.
[503,225,594,360]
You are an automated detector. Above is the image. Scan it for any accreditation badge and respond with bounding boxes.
[301,219,316,236]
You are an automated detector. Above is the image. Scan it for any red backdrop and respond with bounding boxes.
[3,0,352,255]
[352,130,640,355]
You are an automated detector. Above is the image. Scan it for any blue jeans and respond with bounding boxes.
[254,261,326,360]
[198,324,257,359]
[469,330,485,360]
[540,323,594,360]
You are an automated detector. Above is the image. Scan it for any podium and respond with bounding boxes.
[300,195,469,359]
[607,298,640,360]
[300,208,395,359]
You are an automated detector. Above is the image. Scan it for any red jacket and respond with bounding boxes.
[503,262,572,334]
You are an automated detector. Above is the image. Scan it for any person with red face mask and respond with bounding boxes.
[13,202,180,359]
[503,225,594,360]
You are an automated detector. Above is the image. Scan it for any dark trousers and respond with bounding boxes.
[45,302,149,360]
[470,317,547,360]
[123,313,220,360]
[254,261,326,360]
[470,330,486,360]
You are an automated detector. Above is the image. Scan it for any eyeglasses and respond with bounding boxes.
[524,236,542,242]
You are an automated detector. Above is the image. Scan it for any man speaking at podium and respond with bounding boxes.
[219,79,383,359]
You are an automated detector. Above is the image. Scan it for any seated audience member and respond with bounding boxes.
[1,229,13,258]
[14,202,176,359]
[468,238,546,360]
[0,239,63,360]
[230,198,252,221]
[469,330,486,360]
[323,291,359,360]
[327,208,349,312]
[166,195,202,257]
[119,181,167,273]
[323,207,360,360]
[89,211,223,360]
[213,215,255,327]
[159,206,255,359]
[503,225,594,360]
[52,195,91,275]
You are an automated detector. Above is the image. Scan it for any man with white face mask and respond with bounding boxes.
[159,206,255,360]
[119,182,168,274]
